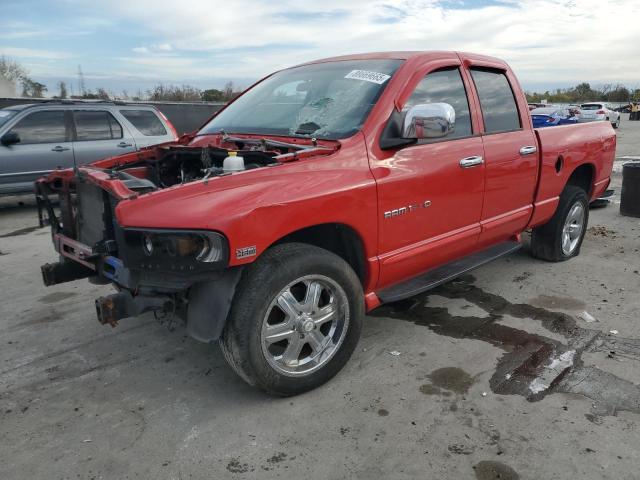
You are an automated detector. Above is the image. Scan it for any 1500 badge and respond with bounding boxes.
[384,200,432,219]
[236,246,257,259]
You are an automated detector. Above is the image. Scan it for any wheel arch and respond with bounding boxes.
[271,223,368,287]
[566,163,595,197]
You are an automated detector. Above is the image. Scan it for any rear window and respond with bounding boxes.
[120,110,167,136]
[74,111,123,141]
[470,68,521,133]
[581,104,603,110]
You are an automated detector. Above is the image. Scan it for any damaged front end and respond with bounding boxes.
[36,136,338,339]
[34,141,286,340]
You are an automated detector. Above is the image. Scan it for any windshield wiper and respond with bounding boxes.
[220,131,334,151]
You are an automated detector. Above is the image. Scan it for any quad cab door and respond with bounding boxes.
[460,56,539,248]
[370,59,485,289]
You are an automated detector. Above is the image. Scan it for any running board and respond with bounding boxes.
[377,241,522,303]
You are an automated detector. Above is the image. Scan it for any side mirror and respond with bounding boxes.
[402,103,455,140]
[1,132,20,146]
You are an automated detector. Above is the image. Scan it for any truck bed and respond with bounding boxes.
[529,121,616,228]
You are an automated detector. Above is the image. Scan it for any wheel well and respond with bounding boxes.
[274,224,367,286]
[566,164,594,196]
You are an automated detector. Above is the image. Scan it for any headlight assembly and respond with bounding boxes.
[121,229,228,272]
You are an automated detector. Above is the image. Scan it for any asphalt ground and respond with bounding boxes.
[1,116,639,480]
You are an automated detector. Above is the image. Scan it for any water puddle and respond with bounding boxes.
[372,275,640,418]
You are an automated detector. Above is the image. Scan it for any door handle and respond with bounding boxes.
[51,146,70,152]
[459,156,484,168]
[519,145,537,156]
[117,142,133,148]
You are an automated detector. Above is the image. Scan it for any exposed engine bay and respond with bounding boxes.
[112,144,278,193]
[93,135,336,194]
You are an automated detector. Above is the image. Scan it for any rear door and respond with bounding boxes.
[465,66,539,247]
[71,109,137,164]
[0,109,74,192]
[372,63,485,287]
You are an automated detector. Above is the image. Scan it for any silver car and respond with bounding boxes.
[0,101,178,195]
[577,102,621,128]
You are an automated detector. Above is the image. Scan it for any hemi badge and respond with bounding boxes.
[236,246,257,259]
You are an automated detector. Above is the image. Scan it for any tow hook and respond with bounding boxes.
[95,292,174,327]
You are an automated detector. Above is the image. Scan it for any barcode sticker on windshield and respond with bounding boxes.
[344,70,391,84]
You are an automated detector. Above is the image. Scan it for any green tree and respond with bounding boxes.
[21,79,47,98]
[201,88,225,101]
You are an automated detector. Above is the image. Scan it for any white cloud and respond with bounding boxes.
[87,0,640,86]
[0,45,72,60]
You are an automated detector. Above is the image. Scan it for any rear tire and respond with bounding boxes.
[219,243,364,396]
[531,185,589,262]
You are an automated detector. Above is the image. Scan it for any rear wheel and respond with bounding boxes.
[219,243,364,396]
[531,185,589,262]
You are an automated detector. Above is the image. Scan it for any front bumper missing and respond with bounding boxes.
[95,291,174,327]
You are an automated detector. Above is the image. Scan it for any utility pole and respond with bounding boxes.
[77,65,86,97]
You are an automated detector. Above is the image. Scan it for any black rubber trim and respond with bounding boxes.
[377,241,521,303]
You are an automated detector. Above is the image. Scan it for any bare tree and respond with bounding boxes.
[147,84,202,101]
[0,56,29,96]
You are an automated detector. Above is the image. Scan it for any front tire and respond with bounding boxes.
[531,185,589,262]
[219,243,364,396]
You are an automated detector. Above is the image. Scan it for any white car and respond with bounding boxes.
[578,102,621,128]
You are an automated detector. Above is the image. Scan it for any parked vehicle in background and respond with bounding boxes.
[37,51,616,396]
[614,104,631,113]
[528,102,547,111]
[530,107,579,128]
[578,102,621,128]
[0,102,178,195]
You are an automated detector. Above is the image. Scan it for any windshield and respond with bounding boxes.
[199,59,403,140]
[581,104,603,110]
[0,109,18,128]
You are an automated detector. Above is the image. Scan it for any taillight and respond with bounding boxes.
[596,110,606,114]
[156,108,180,139]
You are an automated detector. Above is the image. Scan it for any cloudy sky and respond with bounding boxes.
[1,0,639,96]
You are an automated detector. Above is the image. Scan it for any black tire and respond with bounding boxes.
[531,185,589,262]
[219,242,364,396]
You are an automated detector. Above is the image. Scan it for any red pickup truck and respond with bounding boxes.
[37,51,615,396]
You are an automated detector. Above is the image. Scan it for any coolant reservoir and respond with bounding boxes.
[223,151,245,172]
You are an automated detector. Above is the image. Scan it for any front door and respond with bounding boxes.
[0,109,74,193]
[372,67,485,288]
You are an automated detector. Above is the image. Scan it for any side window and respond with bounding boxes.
[404,68,472,139]
[9,111,67,144]
[119,110,167,136]
[74,111,123,141]
[470,68,521,133]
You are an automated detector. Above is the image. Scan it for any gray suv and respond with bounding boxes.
[0,101,178,195]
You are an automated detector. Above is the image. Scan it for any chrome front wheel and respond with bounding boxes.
[261,275,350,377]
